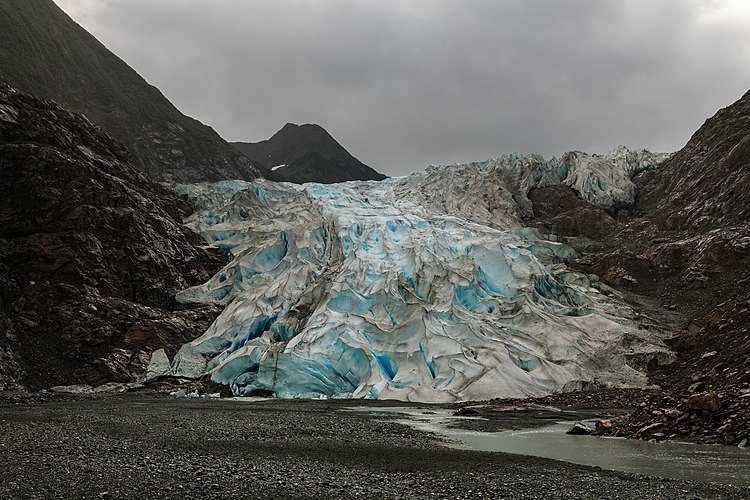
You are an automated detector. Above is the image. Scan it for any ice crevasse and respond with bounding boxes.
[160,147,673,402]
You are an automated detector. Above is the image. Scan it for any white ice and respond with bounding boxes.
[164,147,673,402]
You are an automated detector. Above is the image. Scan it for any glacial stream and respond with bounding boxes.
[355,407,750,486]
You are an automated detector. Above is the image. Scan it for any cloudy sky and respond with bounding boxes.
[55,0,750,176]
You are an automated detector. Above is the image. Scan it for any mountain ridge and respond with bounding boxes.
[0,0,263,183]
[232,122,387,184]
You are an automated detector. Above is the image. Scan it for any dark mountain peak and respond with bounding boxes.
[232,123,387,184]
[636,87,750,230]
[280,122,325,132]
[269,122,341,152]
[0,0,262,183]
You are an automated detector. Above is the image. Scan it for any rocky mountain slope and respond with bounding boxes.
[0,0,262,183]
[639,89,750,231]
[0,83,225,389]
[232,123,386,184]
[527,90,750,397]
[636,90,750,395]
[518,89,750,445]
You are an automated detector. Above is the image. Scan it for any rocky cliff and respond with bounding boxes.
[635,90,750,396]
[0,83,225,389]
[638,89,750,231]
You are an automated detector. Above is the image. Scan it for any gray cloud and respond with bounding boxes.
[55,0,750,176]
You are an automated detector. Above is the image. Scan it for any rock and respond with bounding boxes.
[602,266,638,286]
[687,382,706,393]
[566,422,594,435]
[591,419,613,436]
[711,362,729,374]
[144,349,172,381]
[633,422,664,440]
[454,407,481,416]
[91,382,144,393]
[701,351,719,360]
[48,382,142,394]
[716,423,733,434]
[49,384,94,394]
[685,392,721,412]
[596,419,613,429]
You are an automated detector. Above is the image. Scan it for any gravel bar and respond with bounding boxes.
[1,394,748,499]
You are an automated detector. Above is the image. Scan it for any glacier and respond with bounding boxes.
[161,147,673,402]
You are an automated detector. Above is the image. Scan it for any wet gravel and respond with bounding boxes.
[1,394,749,499]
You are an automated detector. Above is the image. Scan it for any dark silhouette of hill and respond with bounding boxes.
[233,123,386,184]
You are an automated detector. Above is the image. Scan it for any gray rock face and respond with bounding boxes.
[144,349,172,381]
[0,83,224,389]
[638,89,750,231]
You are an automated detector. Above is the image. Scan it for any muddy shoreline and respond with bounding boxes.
[1,393,749,499]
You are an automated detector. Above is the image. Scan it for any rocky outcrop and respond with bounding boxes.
[522,89,750,445]
[232,123,387,184]
[0,0,263,183]
[593,391,750,447]
[637,89,750,231]
[0,83,224,389]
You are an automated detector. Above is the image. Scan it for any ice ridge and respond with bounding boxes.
[161,147,672,402]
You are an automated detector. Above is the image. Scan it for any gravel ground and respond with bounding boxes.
[1,394,749,499]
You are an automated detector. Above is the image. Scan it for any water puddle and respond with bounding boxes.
[353,407,750,486]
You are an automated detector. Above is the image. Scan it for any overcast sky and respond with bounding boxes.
[55,0,750,176]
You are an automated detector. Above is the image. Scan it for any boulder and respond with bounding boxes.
[566,422,594,435]
[685,392,721,412]
[633,422,664,440]
[144,349,172,381]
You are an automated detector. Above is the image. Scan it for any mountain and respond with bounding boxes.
[513,88,750,444]
[638,89,750,231]
[153,147,673,401]
[0,83,225,389]
[546,90,750,398]
[0,0,262,183]
[232,123,387,184]
[634,90,750,394]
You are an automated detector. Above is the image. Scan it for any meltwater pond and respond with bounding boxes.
[354,407,750,486]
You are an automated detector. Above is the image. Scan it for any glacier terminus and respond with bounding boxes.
[152,147,675,402]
